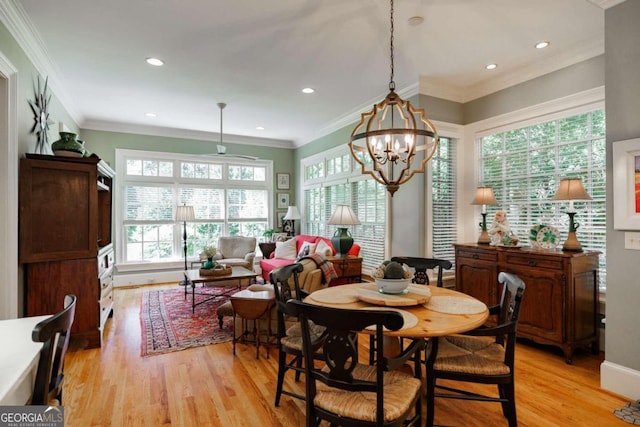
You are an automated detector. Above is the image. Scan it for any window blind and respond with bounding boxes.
[478,109,606,290]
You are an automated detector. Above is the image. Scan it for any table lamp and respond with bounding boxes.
[328,205,361,257]
[283,205,301,237]
[175,204,195,271]
[471,187,498,244]
[552,178,592,251]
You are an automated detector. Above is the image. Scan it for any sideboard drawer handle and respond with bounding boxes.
[472,254,479,259]
[528,260,537,266]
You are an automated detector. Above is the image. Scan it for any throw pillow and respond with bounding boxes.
[274,238,297,260]
[315,239,333,257]
[296,242,316,260]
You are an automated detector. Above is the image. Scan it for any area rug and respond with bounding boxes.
[140,287,235,357]
[614,400,640,425]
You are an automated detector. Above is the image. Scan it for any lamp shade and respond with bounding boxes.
[327,205,361,226]
[471,187,498,205]
[552,178,592,202]
[176,205,195,221]
[283,206,301,220]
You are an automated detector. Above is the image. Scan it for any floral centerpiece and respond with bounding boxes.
[372,260,413,294]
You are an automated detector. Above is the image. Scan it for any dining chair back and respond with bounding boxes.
[270,262,320,406]
[425,272,525,427]
[286,299,424,427]
[390,256,452,286]
[30,294,77,406]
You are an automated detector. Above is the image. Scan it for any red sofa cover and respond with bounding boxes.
[259,234,360,282]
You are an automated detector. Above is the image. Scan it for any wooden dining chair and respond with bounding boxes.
[286,299,424,427]
[390,256,452,287]
[271,263,326,406]
[30,294,77,406]
[368,256,453,364]
[425,272,526,427]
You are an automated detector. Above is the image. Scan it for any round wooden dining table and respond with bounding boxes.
[304,283,489,342]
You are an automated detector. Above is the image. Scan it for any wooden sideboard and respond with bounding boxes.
[454,243,599,363]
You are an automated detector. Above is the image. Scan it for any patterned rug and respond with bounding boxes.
[140,287,235,357]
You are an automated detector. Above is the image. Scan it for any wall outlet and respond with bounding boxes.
[624,232,640,250]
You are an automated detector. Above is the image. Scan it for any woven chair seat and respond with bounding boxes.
[281,320,326,351]
[434,335,509,376]
[315,363,421,423]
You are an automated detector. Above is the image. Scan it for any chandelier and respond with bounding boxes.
[349,0,439,196]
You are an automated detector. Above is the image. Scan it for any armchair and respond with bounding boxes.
[212,236,257,271]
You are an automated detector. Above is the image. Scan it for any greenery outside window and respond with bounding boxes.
[477,109,606,290]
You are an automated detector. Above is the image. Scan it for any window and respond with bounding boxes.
[431,137,457,263]
[118,149,272,265]
[478,109,606,290]
[302,138,458,271]
[302,147,386,270]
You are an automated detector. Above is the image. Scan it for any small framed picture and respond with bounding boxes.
[277,193,289,209]
[277,210,287,228]
[276,173,290,190]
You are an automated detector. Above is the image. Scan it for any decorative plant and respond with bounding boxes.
[202,245,217,259]
[263,229,275,241]
[372,260,412,280]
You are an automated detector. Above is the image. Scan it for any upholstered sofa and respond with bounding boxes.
[259,234,360,282]
[209,236,257,271]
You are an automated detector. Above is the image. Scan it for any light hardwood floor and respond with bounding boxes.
[64,283,629,427]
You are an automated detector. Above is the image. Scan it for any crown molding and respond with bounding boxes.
[0,0,82,124]
[297,82,420,148]
[81,119,294,149]
[463,39,604,102]
[585,0,627,9]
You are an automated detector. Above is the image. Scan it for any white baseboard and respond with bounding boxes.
[113,263,264,288]
[601,360,640,400]
[114,270,182,287]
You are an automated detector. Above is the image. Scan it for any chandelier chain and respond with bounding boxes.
[389,0,395,91]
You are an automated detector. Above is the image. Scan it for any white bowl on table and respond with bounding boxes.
[375,277,412,294]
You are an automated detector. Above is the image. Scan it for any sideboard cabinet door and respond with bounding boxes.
[454,243,599,363]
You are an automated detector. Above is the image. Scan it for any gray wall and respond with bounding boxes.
[465,55,605,124]
[604,0,640,373]
[0,20,80,156]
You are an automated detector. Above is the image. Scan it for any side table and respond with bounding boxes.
[259,242,276,260]
[230,289,275,359]
[327,255,362,285]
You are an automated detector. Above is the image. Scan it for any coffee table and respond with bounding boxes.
[179,266,258,313]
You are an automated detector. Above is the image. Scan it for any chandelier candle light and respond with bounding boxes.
[471,187,498,244]
[176,204,195,273]
[328,205,361,257]
[349,0,439,196]
[552,178,592,252]
[283,205,301,237]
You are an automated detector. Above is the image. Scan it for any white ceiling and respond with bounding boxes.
[4,0,611,147]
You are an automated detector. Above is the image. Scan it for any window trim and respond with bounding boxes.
[115,149,273,271]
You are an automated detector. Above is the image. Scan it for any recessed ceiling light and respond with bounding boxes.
[145,112,157,118]
[302,87,315,94]
[535,41,550,49]
[485,63,497,70]
[256,126,265,131]
[145,57,164,66]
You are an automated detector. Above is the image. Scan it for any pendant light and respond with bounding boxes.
[349,0,439,196]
